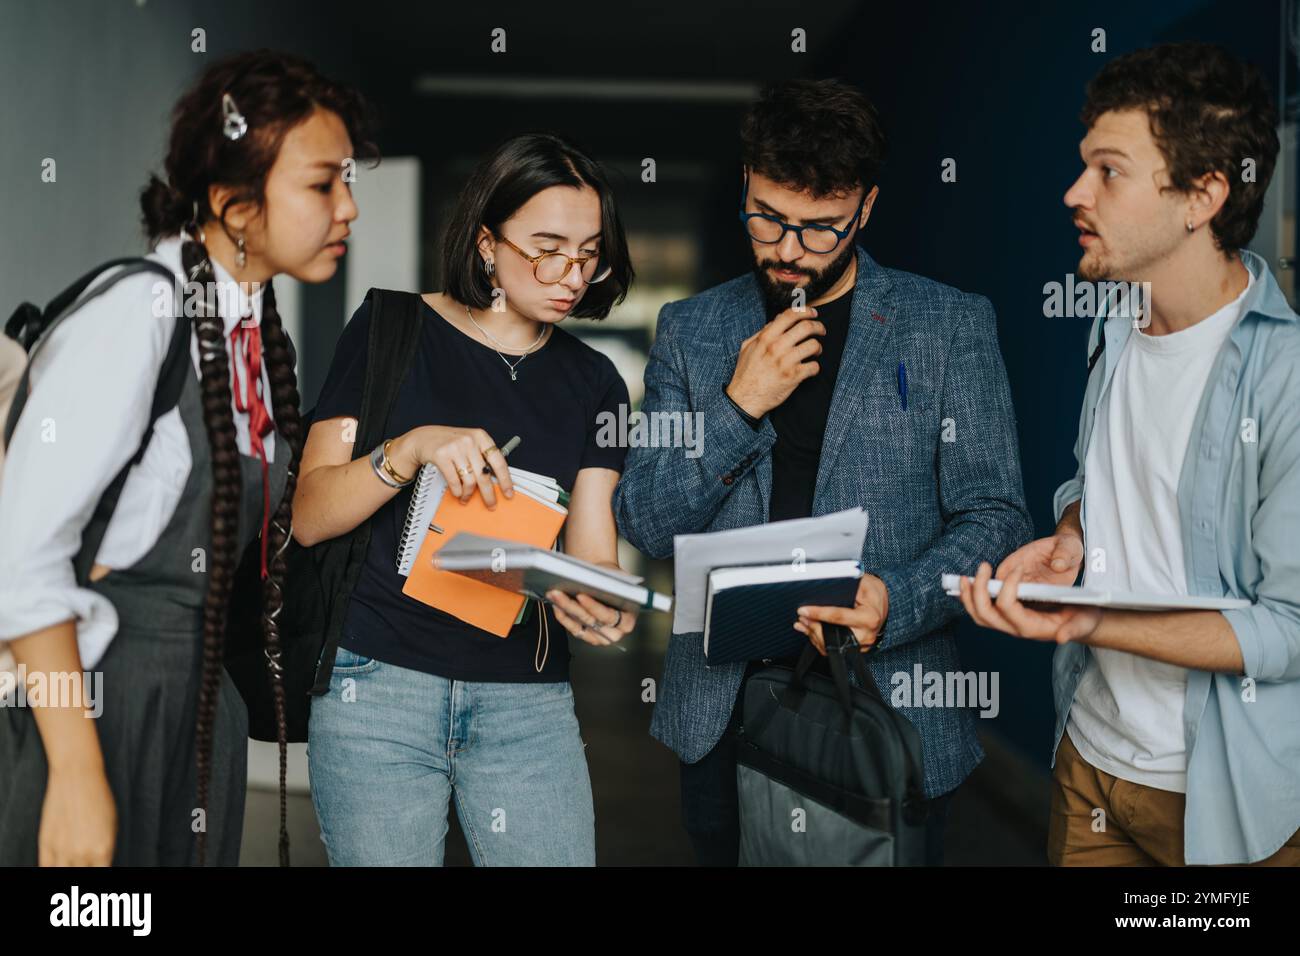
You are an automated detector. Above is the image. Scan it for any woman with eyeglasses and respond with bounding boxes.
[293,132,636,866]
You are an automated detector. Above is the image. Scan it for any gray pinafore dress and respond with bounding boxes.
[0,354,287,865]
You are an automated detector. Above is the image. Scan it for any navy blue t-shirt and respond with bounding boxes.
[312,296,630,682]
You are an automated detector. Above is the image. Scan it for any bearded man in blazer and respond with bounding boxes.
[614,78,1033,866]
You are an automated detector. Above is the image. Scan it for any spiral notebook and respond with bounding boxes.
[396,464,566,575]
[396,464,569,637]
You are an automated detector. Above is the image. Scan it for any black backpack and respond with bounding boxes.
[4,259,191,585]
[735,625,930,865]
[223,288,425,743]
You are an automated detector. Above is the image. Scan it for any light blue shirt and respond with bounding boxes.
[1051,250,1300,864]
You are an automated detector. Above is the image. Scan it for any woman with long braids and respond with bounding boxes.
[0,49,374,866]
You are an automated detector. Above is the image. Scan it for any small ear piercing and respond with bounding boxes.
[236,233,247,269]
[1186,221,1195,233]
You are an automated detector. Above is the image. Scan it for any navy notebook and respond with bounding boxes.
[703,560,863,664]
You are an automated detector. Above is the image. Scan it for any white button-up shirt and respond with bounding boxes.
[0,233,277,670]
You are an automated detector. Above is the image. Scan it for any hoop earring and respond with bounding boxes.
[236,233,247,269]
[484,258,495,277]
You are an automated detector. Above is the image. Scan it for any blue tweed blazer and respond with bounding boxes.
[613,250,1033,797]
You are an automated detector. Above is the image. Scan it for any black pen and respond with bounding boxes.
[483,434,521,476]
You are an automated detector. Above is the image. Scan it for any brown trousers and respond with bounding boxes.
[1048,729,1300,866]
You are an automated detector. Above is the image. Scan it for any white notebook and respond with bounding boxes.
[671,508,869,634]
[395,464,567,576]
[940,574,1251,611]
[433,532,672,613]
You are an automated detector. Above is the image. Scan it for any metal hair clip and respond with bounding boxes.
[221,92,247,141]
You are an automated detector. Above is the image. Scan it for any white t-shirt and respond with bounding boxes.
[1067,269,1253,792]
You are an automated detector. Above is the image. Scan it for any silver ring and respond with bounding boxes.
[612,609,623,628]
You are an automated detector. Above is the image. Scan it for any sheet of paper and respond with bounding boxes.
[671,508,869,634]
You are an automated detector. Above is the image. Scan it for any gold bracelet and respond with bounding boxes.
[381,439,415,485]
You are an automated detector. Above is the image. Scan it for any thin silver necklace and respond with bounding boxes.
[464,305,547,381]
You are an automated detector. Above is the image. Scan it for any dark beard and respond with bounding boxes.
[751,240,857,319]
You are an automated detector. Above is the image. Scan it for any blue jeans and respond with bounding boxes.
[307,645,596,866]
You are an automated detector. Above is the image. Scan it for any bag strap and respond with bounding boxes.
[5,259,178,448]
[747,628,878,741]
[829,625,930,820]
[747,626,930,820]
[776,644,822,714]
[823,624,903,731]
[355,289,424,451]
[33,259,176,358]
[310,288,424,694]
[841,628,883,700]
[778,626,885,709]
[72,267,191,584]
[0,258,188,585]
[5,256,158,347]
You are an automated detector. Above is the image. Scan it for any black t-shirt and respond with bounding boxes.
[767,288,854,522]
[312,296,630,682]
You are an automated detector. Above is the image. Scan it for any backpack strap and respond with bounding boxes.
[354,290,426,459]
[310,288,425,694]
[70,266,192,584]
[5,256,158,347]
[0,257,190,584]
[4,259,179,447]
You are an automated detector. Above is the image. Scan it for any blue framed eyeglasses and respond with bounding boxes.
[738,174,866,254]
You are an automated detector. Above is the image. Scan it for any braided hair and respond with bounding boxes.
[179,238,257,867]
[258,281,302,867]
[141,50,375,865]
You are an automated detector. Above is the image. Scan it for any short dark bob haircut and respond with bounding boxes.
[442,132,633,319]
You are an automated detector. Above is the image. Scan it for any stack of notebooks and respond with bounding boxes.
[670,509,871,664]
[397,465,671,636]
[397,465,568,636]
[433,532,672,614]
[702,560,862,664]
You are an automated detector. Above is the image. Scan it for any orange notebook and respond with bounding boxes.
[401,489,567,637]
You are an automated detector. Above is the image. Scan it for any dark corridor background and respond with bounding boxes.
[2,0,1293,865]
